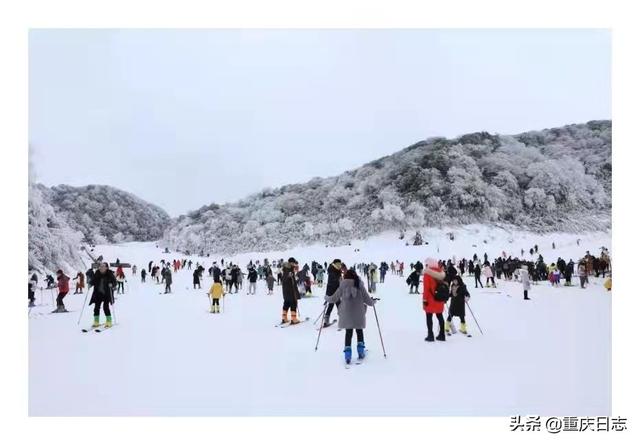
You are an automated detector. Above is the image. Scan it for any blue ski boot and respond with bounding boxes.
[357,342,366,360]
[344,346,352,364]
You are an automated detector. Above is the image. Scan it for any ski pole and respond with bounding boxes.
[77,287,92,325]
[314,304,327,351]
[465,301,483,335]
[313,303,326,325]
[372,300,387,358]
[110,287,117,325]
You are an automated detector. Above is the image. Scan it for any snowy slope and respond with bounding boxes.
[29,226,611,416]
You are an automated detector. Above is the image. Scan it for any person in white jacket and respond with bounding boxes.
[482,263,495,288]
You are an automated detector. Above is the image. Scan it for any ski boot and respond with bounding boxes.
[322,315,332,328]
[344,346,352,364]
[104,316,113,328]
[425,331,435,342]
[459,322,468,335]
[444,320,451,334]
[436,328,446,341]
[28,300,35,308]
[357,341,366,360]
[92,316,100,328]
[281,310,289,324]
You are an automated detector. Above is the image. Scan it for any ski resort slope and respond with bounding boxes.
[29,226,612,416]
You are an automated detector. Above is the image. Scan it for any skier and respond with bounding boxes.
[423,259,447,342]
[207,279,225,313]
[52,269,70,313]
[89,262,117,328]
[281,258,301,324]
[141,268,147,283]
[325,269,376,365]
[132,265,137,276]
[445,275,470,334]
[323,259,343,327]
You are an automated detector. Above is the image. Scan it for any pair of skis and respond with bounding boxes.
[81,325,113,333]
[345,351,368,369]
[275,317,310,328]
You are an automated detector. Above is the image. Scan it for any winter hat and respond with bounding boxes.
[425,258,438,268]
[332,259,342,265]
[288,257,297,264]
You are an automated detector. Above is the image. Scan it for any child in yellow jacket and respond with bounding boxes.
[208,281,225,313]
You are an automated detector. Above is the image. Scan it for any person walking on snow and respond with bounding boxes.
[115,266,126,294]
[325,269,376,364]
[163,267,173,294]
[89,262,117,328]
[141,268,147,283]
[423,259,447,342]
[73,271,85,294]
[266,269,275,294]
[193,268,202,289]
[473,263,483,288]
[482,263,495,288]
[521,265,531,300]
[247,267,258,295]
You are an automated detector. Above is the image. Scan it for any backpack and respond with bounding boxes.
[434,281,450,302]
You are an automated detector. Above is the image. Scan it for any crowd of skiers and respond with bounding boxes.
[29,239,612,364]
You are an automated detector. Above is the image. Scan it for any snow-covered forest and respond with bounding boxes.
[28,184,171,272]
[164,120,611,255]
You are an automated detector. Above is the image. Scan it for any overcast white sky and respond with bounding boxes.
[29,29,610,216]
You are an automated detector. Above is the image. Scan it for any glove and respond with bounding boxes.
[465,296,470,303]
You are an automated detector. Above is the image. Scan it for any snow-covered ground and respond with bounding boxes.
[29,226,612,416]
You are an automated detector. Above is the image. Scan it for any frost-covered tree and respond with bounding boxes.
[164,120,612,255]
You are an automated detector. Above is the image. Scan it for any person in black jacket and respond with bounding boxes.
[193,268,202,289]
[247,267,258,295]
[473,263,483,288]
[89,262,117,328]
[406,270,420,294]
[323,259,343,327]
[212,263,221,282]
[445,276,470,335]
[281,258,301,324]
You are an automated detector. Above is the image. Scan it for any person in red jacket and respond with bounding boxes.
[422,258,447,342]
[53,269,70,313]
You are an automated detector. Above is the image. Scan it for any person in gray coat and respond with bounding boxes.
[325,269,376,364]
[521,266,531,300]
